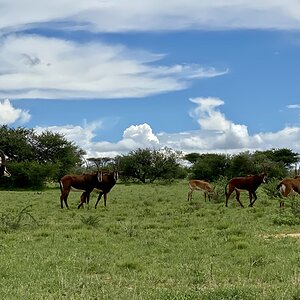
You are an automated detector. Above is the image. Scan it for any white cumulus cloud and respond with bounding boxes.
[158,97,300,154]
[35,122,160,157]
[0,98,31,125]
[34,98,300,157]
[123,123,159,145]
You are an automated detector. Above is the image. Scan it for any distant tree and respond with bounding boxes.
[0,126,35,162]
[262,148,299,169]
[188,149,296,180]
[184,153,201,164]
[227,152,255,177]
[0,125,84,188]
[190,153,229,181]
[87,157,113,170]
[252,151,286,178]
[119,147,185,183]
[148,148,186,182]
[34,130,84,179]
[119,148,152,183]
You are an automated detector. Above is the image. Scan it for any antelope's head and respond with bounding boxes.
[0,150,11,177]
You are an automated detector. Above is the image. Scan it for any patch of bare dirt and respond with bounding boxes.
[263,232,300,239]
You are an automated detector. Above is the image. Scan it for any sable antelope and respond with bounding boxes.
[187,180,214,202]
[78,170,118,209]
[225,173,267,207]
[59,172,103,208]
[0,150,11,177]
[277,176,300,208]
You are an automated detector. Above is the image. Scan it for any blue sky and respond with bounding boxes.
[0,0,300,157]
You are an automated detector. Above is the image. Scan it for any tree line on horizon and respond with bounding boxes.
[0,125,299,189]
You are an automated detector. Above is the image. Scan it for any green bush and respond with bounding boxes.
[4,161,58,189]
[262,178,281,199]
[211,176,228,203]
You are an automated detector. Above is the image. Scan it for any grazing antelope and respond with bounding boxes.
[0,150,11,177]
[225,173,267,207]
[188,180,214,202]
[78,170,118,209]
[59,172,103,208]
[277,176,300,208]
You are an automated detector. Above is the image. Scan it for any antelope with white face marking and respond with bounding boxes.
[78,170,118,209]
[0,150,11,177]
[277,176,300,208]
[188,180,214,202]
[59,172,103,209]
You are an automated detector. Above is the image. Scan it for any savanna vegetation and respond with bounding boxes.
[0,125,299,188]
[0,182,300,299]
[1,125,300,299]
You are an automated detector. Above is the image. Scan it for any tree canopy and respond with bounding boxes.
[119,147,186,183]
[186,149,299,181]
[0,125,84,188]
[0,125,299,188]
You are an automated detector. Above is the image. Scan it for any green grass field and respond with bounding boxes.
[0,181,300,299]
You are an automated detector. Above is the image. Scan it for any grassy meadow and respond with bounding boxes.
[0,181,300,299]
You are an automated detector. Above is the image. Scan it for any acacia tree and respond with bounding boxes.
[119,147,185,183]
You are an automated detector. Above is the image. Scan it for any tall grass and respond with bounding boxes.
[0,181,299,299]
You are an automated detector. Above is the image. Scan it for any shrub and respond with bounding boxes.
[211,176,228,203]
[262,178,281,199]
[0,205,39,232]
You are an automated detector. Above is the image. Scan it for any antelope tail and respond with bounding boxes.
[224,183,228,197]
[59,180,63,193]
[277,182,286,197]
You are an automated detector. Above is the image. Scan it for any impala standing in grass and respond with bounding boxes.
[188,179,214,202]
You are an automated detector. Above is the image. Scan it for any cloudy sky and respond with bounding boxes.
[0,0,300,157]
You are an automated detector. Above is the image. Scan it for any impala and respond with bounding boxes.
[187,179,214,202]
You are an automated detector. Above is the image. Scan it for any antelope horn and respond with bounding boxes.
[0,150,5,166]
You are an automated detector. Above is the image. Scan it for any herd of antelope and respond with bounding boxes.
[1,148,300,209]
[189,172,300,208]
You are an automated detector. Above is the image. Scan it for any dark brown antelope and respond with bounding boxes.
[187,179,214,202]
[0,150,11,177]
[277,176,300,208]
[78,170,118,209]
[59,171,103,208]
[225,173,267,207]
